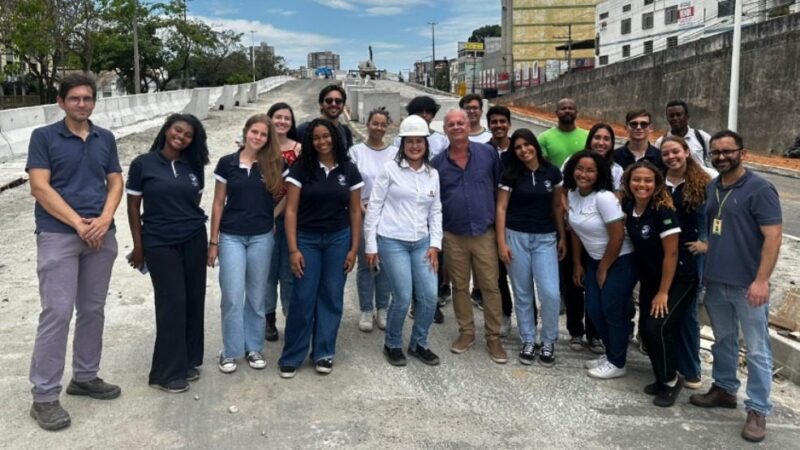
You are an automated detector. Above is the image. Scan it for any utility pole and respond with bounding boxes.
[471,56,477,94]
[728,0,743,130]
[182,0,188,89]
[567,23,573,73]
[250,30,256,82]
[132,0,140,94]
[428,22,436,90]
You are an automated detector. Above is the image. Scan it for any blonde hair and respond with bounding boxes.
[242,114,283,197]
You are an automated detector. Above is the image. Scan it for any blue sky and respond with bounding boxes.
[189,0,502,75]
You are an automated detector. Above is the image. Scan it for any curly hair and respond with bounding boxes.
[562,150,614,193]
[660,136,710,210]
[149,113,209,170]
[621,160,675,211]
[298,118,349,180]
[241,114,283,197]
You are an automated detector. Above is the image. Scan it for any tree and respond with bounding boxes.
[468,25,501,43]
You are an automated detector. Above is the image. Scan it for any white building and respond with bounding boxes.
[595,0,798,66]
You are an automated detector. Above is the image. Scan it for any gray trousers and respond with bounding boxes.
[29,230,117,402]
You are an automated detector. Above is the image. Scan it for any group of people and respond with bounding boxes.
[25,74,782,444]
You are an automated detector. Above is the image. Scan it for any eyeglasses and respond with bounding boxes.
[628,121,650,129]
[65,96,95,105]
[324,97,344,105]
[463,106,481,111]
[709,148,742,158]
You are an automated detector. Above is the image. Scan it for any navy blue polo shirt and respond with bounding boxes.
[623,201,689,280]
[432,142,502,236]
[25,119,122,234]
[499,163,562,234]
[126,151,207,248]
[614,142,666,171]
[214,151,288,236]
[296,120,353,150]
[286,160,363,233]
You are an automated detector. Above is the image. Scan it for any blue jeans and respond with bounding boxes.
[266,216,293,317]
[584,254,637,368]
[279,228,351,367]
[378,236,437,350]
[218,232,273,358]
[704,281,773,415]
[505,229,560,345]
[357,229,392,312]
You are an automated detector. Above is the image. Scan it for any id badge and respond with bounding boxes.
[712,218,723,236]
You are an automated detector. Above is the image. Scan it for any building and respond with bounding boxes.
[502,0,599,84]
[455,41,485,96]
[413,59,450,89]
[307,51,340,70]
[596,0,800,66]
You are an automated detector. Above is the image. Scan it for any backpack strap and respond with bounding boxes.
[694,129,708,164]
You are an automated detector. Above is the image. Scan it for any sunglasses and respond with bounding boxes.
[628,121,650,129]
[324,97,344,105]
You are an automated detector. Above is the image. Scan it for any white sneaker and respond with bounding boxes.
[587,360,627,379]
[376,308,388,330]
[246,351,266,370]
[499,315,512,337]
[218,353,237,374]
[358,311,374,332]
[584,355,608,370]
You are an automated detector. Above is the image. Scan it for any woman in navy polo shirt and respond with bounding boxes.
[207,114,285,374]
[127,113,209,394]
[621,160,698,407]
[585,123,624,191]
[496,128,566,367]
[564,150,637,380]
[278,118,363,378]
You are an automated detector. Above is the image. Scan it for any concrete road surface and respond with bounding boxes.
[1,80,799,448]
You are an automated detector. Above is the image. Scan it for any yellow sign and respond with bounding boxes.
[463,42,485,51]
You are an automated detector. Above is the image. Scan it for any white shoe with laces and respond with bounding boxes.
[247,351,266,370]
[587,360,627,379]
[376,308,388,330]
[584,355,608,370]
[358,311,374,332]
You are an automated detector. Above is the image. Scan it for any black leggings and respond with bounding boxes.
[639,275,699,384]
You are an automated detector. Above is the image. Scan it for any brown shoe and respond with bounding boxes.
[450,334,475,354]
[689,385,737,409]
[741,410,767,442]
[486,339,508,364]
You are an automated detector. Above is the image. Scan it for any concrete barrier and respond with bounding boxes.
[248,83,258,103]
[117,97,136,126]
[347,87,373,121]
[0,105,46,159]
[129,94,150,122]
[42,105,64,124]
[216,85,235,110]
[358,91,401,125]
[208,87,224,109]
[234,84,249,106]
[184,88,210,120]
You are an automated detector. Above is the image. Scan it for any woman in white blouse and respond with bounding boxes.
[364,115,443,367]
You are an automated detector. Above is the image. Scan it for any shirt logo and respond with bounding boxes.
[188,173,200,188]
[641,225,651,239]
[428,190,435,197]
[663,218,672,226]
[337,174,347,186]
[544,180,553,192]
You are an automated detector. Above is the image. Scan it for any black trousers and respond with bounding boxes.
[144,229,207,385]
[561,230,597,339]
[639,275,698,384]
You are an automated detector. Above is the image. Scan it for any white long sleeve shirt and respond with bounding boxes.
[363,159,443,254]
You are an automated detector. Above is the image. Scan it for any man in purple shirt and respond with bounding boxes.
[431,109,507,364]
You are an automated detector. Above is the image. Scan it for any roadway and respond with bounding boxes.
[1,79,798,447]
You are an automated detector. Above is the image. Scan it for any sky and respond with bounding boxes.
[188,0,502,75]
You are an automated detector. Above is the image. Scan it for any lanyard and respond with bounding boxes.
[714,187,734,219]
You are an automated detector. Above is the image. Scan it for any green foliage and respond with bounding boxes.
[468,25,501,43]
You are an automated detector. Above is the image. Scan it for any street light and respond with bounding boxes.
[428,22,436,89]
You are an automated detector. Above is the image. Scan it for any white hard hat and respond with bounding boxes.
[398,115,430,137]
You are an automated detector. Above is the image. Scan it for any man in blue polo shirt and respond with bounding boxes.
[688,130,782,443]
[25,73,123,430]
[432,108,507,364]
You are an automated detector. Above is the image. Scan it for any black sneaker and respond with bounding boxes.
[384,345,407,366]
[30,400,71,431]
[653,378,683,407]
[408,345,440,366]
[538,342,555,367]
[66,377,121,400]
[644,381,665,396]
[149,379,189,394]
[470,288,484,310]
[265,312,279,342]
[518,342,536,365]
[315,358,334,375]
[434,305,444,324]
[186,368,200,382]
[279,366,296,379]
[437,285,451,306]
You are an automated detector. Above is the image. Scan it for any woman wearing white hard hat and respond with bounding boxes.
[364,115,443,366]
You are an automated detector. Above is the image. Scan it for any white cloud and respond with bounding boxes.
[266,8,297,17]
[313,0,358,10]
[364,6,403,16]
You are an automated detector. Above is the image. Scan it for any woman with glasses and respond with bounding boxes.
[264,102,302,342]
[349,108,396,333]
[364,115,443,367]
[564,150,637,380]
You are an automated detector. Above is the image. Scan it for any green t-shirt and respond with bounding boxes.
[538,127,589,168]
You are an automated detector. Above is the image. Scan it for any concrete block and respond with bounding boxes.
[358,91,401,125]
[42,105,64,124]
[346,88,373,121]
[216,85,235,111]
[770,329,800,385]
[183,88,210,120]
[91,99,114,129]
[153,92,174,116]
[234,84,249,106]
[208,87,223,109]
[117,97,136,126]
[248,83,258,103]
[129,94,150,122]
[0,105,46,160]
